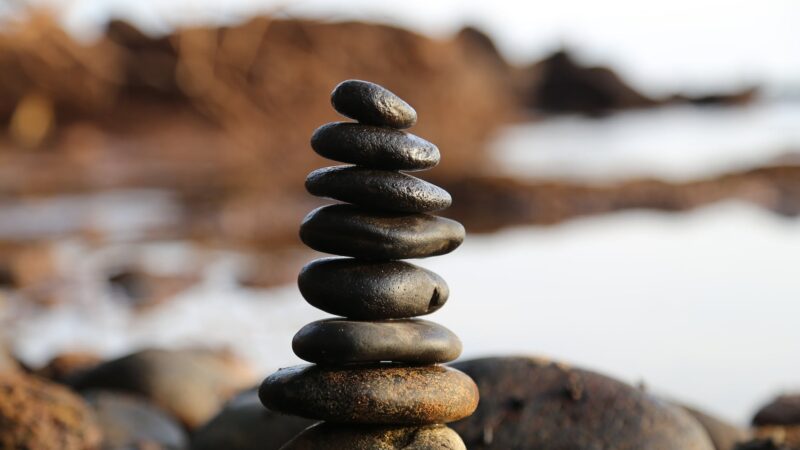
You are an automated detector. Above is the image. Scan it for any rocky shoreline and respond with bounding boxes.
[2,348,799,449]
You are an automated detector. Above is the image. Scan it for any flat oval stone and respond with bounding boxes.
[331,80,417,129]
[306,166,451,213]
[293,319,462,365]
[298,258,449,320]
[299,204,464,260]
[259,364,478,424]
[283,423,466,450]
[311,122,439,171]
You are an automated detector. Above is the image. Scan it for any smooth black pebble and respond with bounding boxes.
[292,318,462,365]
[331,79,417,129]
[311,122,439,171]
[306,166,451,213]
[298,258,449,320]
[299,204,464,260]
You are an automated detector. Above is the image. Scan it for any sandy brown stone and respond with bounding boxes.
[0,347,20,375]
[300,204,464,260]
[282,423,466,450]
[36,351,102,384]
[305,165,451,213]
[330,79,417,129]
[259,364,478,424]
[681,404,751,450]
[292,319,462,365]
[70,348,256,429]
[298,257,449,320]
[0,373,101,450]
[449,356,714,450]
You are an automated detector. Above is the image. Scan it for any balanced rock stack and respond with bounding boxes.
[259,80,478,449]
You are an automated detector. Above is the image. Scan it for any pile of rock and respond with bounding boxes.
[259,80,478,449]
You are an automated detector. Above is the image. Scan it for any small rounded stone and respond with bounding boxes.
[259,364,478,424]
[292,319,462,365]
[283,423,466,450]
[299,204,464,260]
[298,258,449,320]
[84,390,188,450]
[306,166,452,213]
[311,122,439,171]
[331,80,417,129]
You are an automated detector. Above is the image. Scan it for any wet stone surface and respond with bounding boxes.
[331,79,417,129]
[298,257,449,320]
[311,122,439,171]
[293,318,462,365]
[449,357,715,450]
[259,364,478,424]
[282,423,466,450]
[305,165,451,213]
[300,204,464,260]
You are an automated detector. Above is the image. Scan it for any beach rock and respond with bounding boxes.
[84,390,188,450]
[305,165,451,212]
[191,389,314,450]
[681,405,751,450]
[311,122,439,171]
[330,80,417,129]
[0,347,20,375]
[259,364,478,424]
[735,438,794,450]
[0,373,102,450]
[70,348,256,429]
[754,426,800,450]
[449,356,715,450]
[754,395,800,426]
[282,423,466,450]
[300,204,464,260]
[292,319,462,365]
[298,258,449,319]
[36,351,102,384]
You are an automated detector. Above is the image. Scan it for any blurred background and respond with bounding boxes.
[0,0,799,445]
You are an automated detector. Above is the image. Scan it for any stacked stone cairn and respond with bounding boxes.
[259,80,479,449]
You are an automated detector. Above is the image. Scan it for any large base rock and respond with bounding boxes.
[450,356,715,450]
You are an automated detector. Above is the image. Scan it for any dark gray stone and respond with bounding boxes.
[190,389,315,450]
[449,357,714,450]
[298,258,448,320]
[299,204,464,260]
[282,423,466,450]
[753,395,800,426]
[292,319,462,365]
[311,122,439,171]
[330,80,417,129]
[84,390,188,450]
[305,166,451,213]
[259,364,479,424]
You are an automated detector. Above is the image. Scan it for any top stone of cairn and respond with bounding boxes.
[331,80,417,129]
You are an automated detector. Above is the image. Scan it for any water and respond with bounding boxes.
[6,202,799,424]
[494,101,800,182]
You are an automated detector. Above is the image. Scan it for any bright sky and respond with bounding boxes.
[14,0,800,95]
